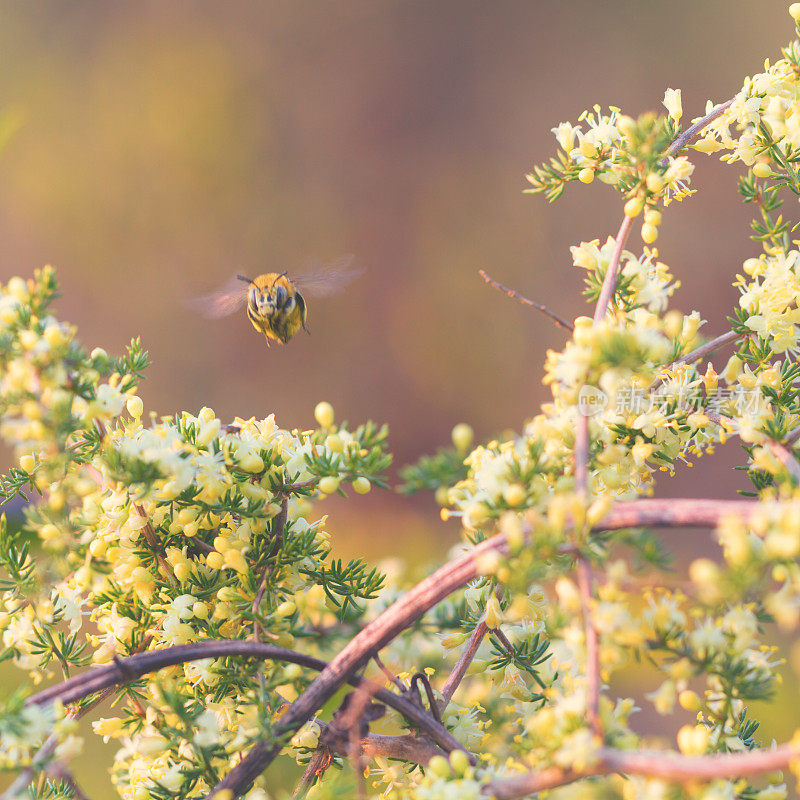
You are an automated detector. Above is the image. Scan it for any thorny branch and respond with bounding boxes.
[253,495,289,641]
[439,613,488,712]
[479,269,574,331]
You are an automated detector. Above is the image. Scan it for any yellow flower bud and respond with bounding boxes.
[428,755,452,779]
[753,162,772,178]
[89,538,108,557]
[761,366,781,389]
[791,3,800,20]
[448,749,471,777]
[319,476,340,495]
[192,602,209,619]
[352,476,371,494]
[578,168,595,184]
[641,223,659,243]
[645,173,665,193]
[485,594,503,629]
[19,453,36,473]
[663,310,683,340]
[206,552,225,570]
[678,690,701,711]
[502,484,526,507]
[314,401,335,428]
[643,208,662,226]
[126,396,144,418]
[722,354,743,383]
[39,523,60,541]
[451,423,474,454]
[441,632,468,649]
[624,196,645,218]
[326,434,344,453]
[238,451,264,473]
[276,600,296,618]
[465,501,489,527]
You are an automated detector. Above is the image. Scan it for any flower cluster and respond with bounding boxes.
[0,270,394,797]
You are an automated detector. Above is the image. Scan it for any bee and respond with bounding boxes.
[192,256,361,346]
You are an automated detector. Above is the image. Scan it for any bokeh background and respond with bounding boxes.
[1,0,798,795]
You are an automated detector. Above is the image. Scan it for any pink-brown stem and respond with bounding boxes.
[593,215,634,325]
[663,98,735,158]
[576,558,601,733]
[439,616,489,711]
[479,269,574,331]
[485,742,799,800]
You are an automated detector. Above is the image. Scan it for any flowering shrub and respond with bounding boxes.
[8,5,800,800]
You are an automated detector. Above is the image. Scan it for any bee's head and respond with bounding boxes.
[265,274,295,315]
[241,273,296,318]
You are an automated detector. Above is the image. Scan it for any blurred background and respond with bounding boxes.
[0,0,797,795]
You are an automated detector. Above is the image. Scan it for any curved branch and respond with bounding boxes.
[25,640,464,757]
[203,496,760,798]
[485,743,798,800]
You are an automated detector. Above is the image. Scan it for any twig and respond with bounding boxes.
[479,270,574,331]
[576,558,601,734]
[593,215,635,325]
[784,425,800,445]
[439,615,488,712]
[487,765,598,799]
[491,628,516,658]
[253,496,289,641]
[409,673,441,723]
[650,329,743,393]
[341,687,380,800]
[705,411,800,485]
[291,748,332,799]
[574,215,634,498]
[663,98,736,158]
[202,496,761,798]
[373,653,405,692]
[671,329,741,367]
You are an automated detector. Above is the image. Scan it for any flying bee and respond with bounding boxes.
[192,256,361,346]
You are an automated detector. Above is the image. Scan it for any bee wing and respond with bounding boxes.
[291,254,363,297]
[186,274,248,318]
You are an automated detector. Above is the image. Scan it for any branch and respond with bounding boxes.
[439,615,488,712]
[663,98,735,158]
[253,495,289,641]
[203,496,760,798]
[576,558,601,733]
[484,742,799,800]
[479,270,574,331]
[487,765,601,799]
[671,329,741,367]
[593,215,635,326]
[25,640,463,760]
